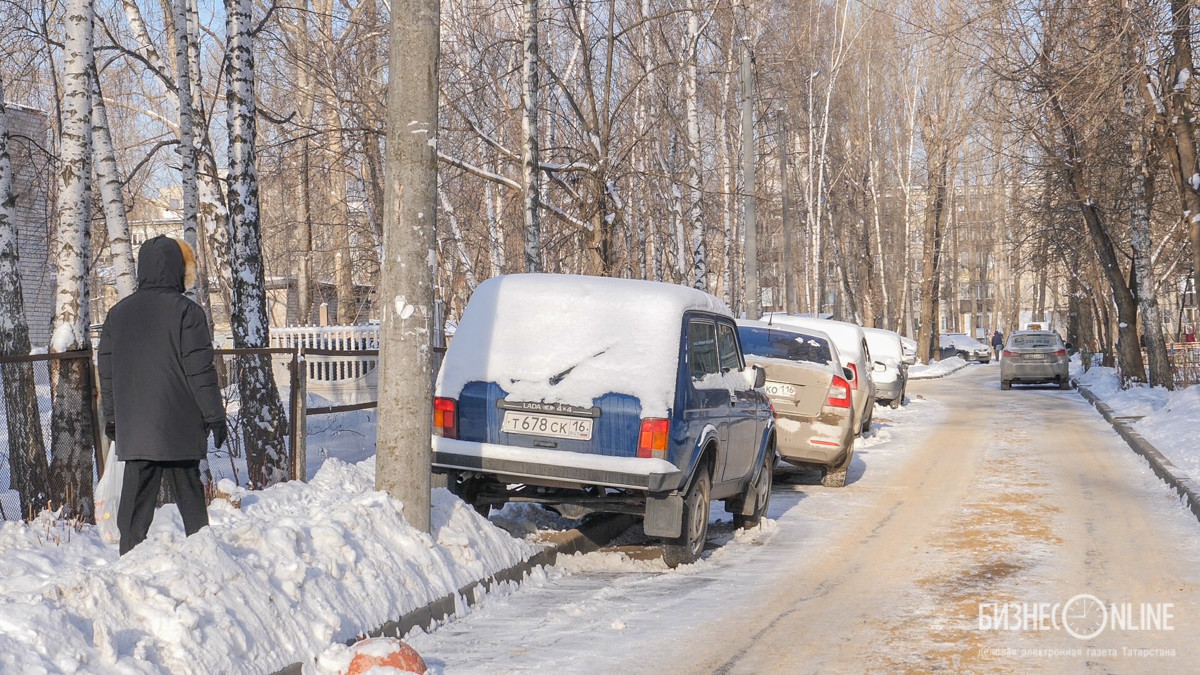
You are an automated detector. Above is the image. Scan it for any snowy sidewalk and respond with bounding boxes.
[1073,366,1200,525]
[907,356,969,380]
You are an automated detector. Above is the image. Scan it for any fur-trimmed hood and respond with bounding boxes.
[136,235,196,292]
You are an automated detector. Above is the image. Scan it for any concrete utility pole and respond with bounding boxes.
[741,39,760,320]
[779,110,796,315]
[376,0,439,532]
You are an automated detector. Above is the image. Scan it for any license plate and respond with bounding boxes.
[764,381,797,398]
[502,411,594,441]
[1025,353,1047,361]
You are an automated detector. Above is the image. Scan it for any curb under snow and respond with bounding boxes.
[275,513,635,674]
[1075,383,1200,525]
[907,359,971,380]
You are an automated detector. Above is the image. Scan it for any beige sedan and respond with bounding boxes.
[737,320,857,487]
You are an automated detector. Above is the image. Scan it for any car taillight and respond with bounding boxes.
[847,363,860,390]
[433,397,457,439]
[637,418,670,459]
[1002,349,1016,358]
[1055,349,1067,357]
[826,376,852,409]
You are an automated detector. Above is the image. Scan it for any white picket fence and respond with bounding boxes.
[269,325,380,405]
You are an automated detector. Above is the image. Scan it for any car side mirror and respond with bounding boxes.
[843,366,855,381]
[743,364,766,389]
[1065,342,1074,351]
[903,355,917,365]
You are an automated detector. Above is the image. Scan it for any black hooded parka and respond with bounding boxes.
[98,236,225,461]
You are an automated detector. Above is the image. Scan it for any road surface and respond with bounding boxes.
[407,364,1200,673]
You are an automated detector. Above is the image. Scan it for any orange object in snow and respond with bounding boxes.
[344,637,427,675]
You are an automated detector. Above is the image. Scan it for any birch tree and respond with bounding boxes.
[522,0,541,272]
[225,0,289,486]
[0,75,50,518]
[49,0,96,519]
[91,73,136,299]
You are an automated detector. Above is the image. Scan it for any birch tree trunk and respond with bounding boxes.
[521,0,541,272]
[686,2,706,291]
[0,76,51,518]
[172,0,198,259]
[50,0,96,519]
[90,73,136,299]
[225,0,289,486]
[916,143,949,363]
[377,0,439,532]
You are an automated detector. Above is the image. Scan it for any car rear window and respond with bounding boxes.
[1009,334,1060,348]
[739,326,835,367]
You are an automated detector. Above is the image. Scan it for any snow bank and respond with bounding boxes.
[908,356,968,379]
[438,274,730,418]
[0,458,539,673]
[1075,365,1200,488]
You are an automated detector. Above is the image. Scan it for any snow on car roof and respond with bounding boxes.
[437,274,731,417]
[862,327,904,359]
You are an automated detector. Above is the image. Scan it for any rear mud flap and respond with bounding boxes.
[644,493,683,538]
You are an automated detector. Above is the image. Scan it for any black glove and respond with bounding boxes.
[105,421,116,442]
[207,419,229,449]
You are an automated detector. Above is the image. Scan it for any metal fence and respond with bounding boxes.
[0,351,97,522]
[1,323,449,523]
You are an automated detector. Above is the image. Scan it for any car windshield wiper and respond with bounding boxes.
[548,347,611,386]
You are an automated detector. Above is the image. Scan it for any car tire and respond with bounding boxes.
[1001,379,1011,390]
[957,351,969,361]
[821,446,853,488]
[860,406,873,434]
[663,466,711,568]
[733,452,773,530]
[890,388,903,409]
[1059,378,1071,390]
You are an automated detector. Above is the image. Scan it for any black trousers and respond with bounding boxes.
[117,459,209,555]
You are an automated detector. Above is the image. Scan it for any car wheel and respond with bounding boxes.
[860,406,873,434]
[821,445,853,488]
[1059,378,1071,390]
[733,452,773,530]
[1001,379,1011,390]
[889,388,903,409]
[957,351,969,361]
[663,466,711,568]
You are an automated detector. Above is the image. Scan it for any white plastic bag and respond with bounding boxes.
[94,441,124,544]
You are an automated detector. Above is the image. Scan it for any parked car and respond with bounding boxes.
[1000,330,1071,390]
[432,274,777,567]
[737,320,856,487]
[760,314,878,435]
[900,335,918,364]
[939,333,993,363]
[862,327,914,409]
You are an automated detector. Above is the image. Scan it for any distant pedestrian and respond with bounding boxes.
[990,329,1004,360]
[98,236,228,555]
[1186,325,1197,343]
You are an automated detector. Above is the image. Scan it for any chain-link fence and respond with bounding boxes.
[0,351,99,522]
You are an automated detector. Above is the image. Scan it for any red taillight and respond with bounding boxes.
[1002,349,1016,358]
[826,376,852,409]
[1055,349,1067,357]
[847,363,860,390]
[433,397,458,439]
[637,418,670,459]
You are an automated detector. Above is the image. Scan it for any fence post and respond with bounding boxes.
[289,345,308,481]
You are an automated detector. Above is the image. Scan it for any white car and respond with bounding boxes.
[862,327,915,408]
[760,314,878,435]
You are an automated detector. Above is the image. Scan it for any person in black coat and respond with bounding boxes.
[98,236,228,555]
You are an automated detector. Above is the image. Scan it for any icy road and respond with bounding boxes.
[406,364,1200,672]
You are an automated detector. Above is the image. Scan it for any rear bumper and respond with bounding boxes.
[873,379,903,401]
[773,412,853,466]
[431,437,683,492]
[1001,360,1069,382]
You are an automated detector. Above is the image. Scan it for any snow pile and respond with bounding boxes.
[0,458,539,674]
[908,356,968,379]
[438,274,730,417]
[1075,365,1200,485]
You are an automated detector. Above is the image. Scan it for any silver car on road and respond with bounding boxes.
[1000,330,1071,390]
